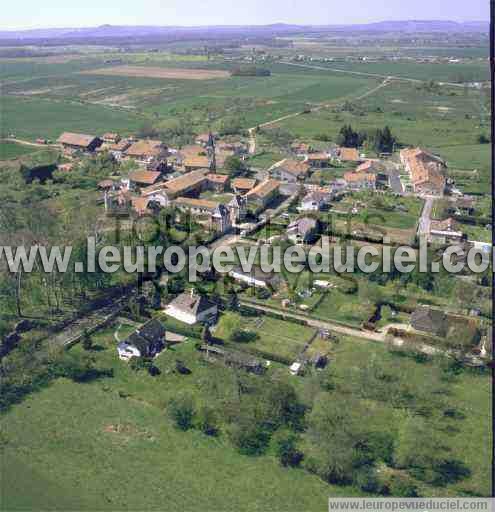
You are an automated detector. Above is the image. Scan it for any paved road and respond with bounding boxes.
[417,197,434,238]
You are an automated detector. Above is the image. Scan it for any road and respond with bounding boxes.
[417,196,435,238]
[1,137,59,149]
[280,61,468,88]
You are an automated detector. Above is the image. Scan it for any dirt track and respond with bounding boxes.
[80,65,230,80]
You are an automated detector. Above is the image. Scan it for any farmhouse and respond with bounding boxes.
[270,159,311,182]
[344,170,377,190]
[164,290,218,325]
[400,147,447,196]
[338,147,362,163]
[232,177,257,195]
[101,132,121,144]
[291,141,313,156]
[108,139,132,160]
[128,170,162,188]
[174,197,232,233]
[300,190,331,212]
[229,266,281,289]
[287,217,319,244]
[206,173,230,192]
[163,170,209,199]
[57,132,102,154]
[306,152,330,168]
[183,155,212,172]
[125,139,167,163]
[429,218,464,244]
[246,179,280,208]
[117,319,166,361]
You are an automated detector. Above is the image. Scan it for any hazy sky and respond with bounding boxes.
[2,0,490,29]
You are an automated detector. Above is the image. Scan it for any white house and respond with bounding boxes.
[299,191,331,212]
[164,290,218,325]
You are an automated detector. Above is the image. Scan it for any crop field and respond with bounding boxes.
[0,141,39,160]
[80,65,231,80]
[0,54,378,141]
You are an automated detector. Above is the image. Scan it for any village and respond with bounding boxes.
[45,125,492,376]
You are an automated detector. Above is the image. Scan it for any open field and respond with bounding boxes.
[1,324,490,510]
[80,65,231,80]
[0,140,39,160]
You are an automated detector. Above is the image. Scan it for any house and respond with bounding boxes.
[128,170,162,189]
[108,139,132,160]
[125,139,167,163]
[270,159,311,182]
[228,195,247,224]
[291,141,313,156]
[97,179,118,191]
[183,155,212,172]
[57,132,102,154]
[207,173,230,192]
[344,171,377,190]
[101,132,121,144]
[429,218,465,244]
[400,147,446,196]
[410,306,448,337]
[299,190,331,212]
[164,290,218,325]
[173,197,231,233]
[117,319,166,361]
[337,147,362,163]
[216,140,247,155]
[246,179,280,209]
[228,266,281,289]
[306,152,330,168]
[162,170,209,199]
[232,177,257,195]
[287,217,319,244]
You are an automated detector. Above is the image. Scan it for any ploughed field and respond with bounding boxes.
[79,65,231,80]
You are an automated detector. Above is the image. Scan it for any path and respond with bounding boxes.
[417,196,434,238]
[1,137,59,149]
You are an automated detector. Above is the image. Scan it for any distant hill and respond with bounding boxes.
[0,20,489,41]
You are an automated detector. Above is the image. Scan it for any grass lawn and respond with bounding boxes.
[311,289,373,326]
[217,313,316,361]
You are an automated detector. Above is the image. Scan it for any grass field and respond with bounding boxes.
[0,141,38,160]
[1,325,490,510]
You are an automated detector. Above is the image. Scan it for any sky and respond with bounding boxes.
[1,0,490,29]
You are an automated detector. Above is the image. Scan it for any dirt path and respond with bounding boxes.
[417,196,434,238]
[1,137,59,149]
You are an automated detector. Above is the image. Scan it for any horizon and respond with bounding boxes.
[0,19,490,31]
[1,0,490,31]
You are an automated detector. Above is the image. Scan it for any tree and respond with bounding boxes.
[477,133,490,144]
[81,330,93,351]
[337,125,365,148]
[224,155,248,177]
[168,394,195,430]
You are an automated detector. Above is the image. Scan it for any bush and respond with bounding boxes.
[385,473,419,497]
[273,430,303,467]
[354,465,381,493]
[196,405,219,436]
[228,418,270,455]
[168,394,195,431]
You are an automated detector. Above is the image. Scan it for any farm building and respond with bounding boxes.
[163,170,209,199]
[128,170,162,189]
[410,306,448,338]
[306,152,330,168]
[232,177,257,195]
[229,266,281,289]
[207,173,230,192]
[246,179,280,208]
[400,147,447,196]
[125,140,167,163]
[57,132,102,154]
